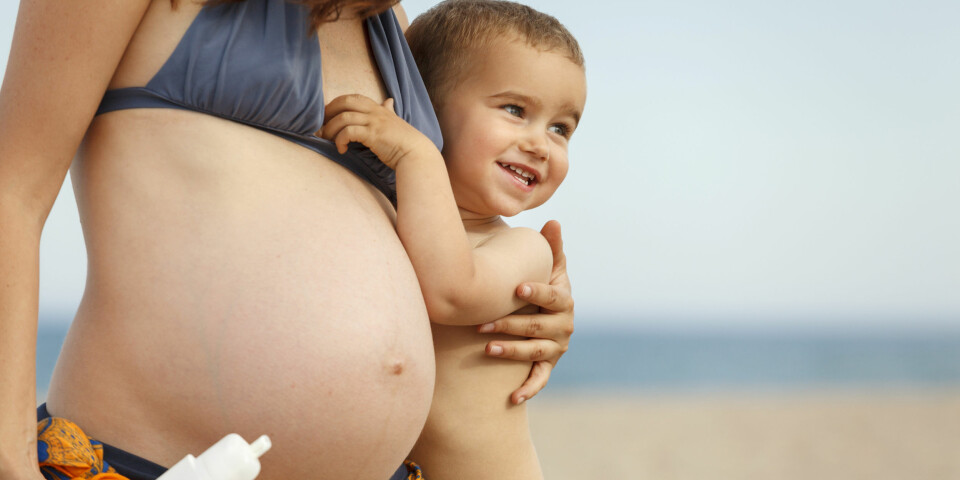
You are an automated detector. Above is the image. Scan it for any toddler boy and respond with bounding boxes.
[321,1,585,477]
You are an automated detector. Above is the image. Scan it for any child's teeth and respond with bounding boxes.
[500,162,535,184]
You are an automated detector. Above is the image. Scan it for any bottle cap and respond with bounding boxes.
[197,433,272,480]
[249,435,271,458]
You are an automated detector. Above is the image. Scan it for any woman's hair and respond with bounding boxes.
[183,0,399,27]
[405,0,584,111]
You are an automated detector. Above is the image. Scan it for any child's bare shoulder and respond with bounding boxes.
[475,226,552,280]
[475,226,547,250]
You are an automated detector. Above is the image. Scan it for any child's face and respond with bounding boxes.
[436,36,586,218]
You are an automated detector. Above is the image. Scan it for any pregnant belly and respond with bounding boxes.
[47,111,435,479]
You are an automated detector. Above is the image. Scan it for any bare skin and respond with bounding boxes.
[410,227,548,480]
[43,2,433,479]
[319,36,586,479]
[0,1,573,479]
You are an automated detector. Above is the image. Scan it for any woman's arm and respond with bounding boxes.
[0,1,149,477]
[480,220,575,404]
[320,95,552,325]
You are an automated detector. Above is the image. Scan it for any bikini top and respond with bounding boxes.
[98,0,442,202]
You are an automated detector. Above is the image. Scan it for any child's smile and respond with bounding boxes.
[437,35,587,220]
[497,161,538,187]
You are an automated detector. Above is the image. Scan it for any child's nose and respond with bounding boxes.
[519,130,549,161]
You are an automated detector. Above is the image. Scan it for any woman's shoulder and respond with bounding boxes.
[392,4,409,31]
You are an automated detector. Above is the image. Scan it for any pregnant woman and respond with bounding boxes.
[0,1,574,479]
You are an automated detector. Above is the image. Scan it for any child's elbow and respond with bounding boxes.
[420,267,480,324]
[423,295,461,325]
[422,282,479,325]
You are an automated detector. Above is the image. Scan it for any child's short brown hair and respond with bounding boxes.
[406,0,584,111]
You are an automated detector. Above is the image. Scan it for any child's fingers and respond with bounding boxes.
[510,361,554,404]
[317,111,368,139]
[323,93,378,118]
[332,125,369,154]
[485,338,561,362]
[319,97,398,138]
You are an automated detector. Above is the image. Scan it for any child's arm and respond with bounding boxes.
[319,94,552,325]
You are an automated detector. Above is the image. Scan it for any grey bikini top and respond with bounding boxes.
[98,0,442,202]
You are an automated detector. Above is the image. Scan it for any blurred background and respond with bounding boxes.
[4,0,960,478]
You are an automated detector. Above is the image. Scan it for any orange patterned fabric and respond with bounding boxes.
[404,459,424,479]
[36,417,130,480]
[37,415,422,480]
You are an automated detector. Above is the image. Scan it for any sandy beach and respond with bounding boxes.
[529,389,960,480]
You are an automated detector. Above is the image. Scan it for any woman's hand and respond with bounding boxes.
[478,220,574,404]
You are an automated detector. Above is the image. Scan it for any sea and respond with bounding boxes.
[35,321,960,398]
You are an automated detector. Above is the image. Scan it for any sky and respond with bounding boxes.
[2,0,959,332]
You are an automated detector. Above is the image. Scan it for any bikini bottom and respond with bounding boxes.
[37,403,417,480]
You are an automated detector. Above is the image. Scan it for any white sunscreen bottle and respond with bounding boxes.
[156,434,272,480]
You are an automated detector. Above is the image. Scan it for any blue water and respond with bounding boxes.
[546,329,960,393]
[35,324,960,396]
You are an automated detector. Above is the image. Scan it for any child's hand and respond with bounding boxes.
[318,94,439,170]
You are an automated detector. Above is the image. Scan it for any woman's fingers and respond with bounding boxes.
[517,281,573,314]
[481,219,574,401]
[510,361,554,404]
[539,220,566,273]
[485,338,563,362]
[478,312,573,341]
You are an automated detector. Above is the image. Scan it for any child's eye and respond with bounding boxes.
[503,104,524,117]
[549,123,572,138]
